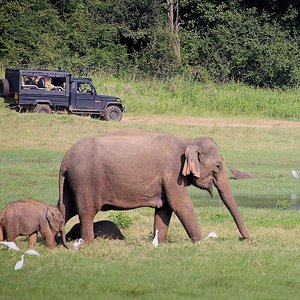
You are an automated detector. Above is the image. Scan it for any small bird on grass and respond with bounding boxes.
[14,255,24,270]
[72,238,84,251]
[24,249,40,256]
[152,229,159,247]
[205,232,218,240]
[0,241,20,251]
[13,249,40,271]
[291,169,299,179]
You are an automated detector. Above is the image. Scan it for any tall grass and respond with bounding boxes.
[93,75,300,119]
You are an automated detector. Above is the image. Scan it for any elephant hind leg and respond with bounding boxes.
[58,180,77,224]
[76,191,98,243]
[79,205,98,243]
[0,224,4,241]
[4,226,18,242]
[80,215,95,243]
[63,196,77,224]
[28,232,38,247]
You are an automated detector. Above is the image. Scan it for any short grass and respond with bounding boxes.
[0,208,299,300]
[0,83,300,299]
[1,105,300,205]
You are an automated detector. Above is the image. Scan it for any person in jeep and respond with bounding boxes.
[0,68,125,121]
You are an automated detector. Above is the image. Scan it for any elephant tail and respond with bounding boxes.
[0,210,4,241]
[58,164,68,222]
[57,162,77,224]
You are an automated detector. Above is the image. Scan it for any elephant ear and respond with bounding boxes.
[182,145,201,178]
[46,208,63,232]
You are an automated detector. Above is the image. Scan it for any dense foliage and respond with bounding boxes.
[1,0,300,87]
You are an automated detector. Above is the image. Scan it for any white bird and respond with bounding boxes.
[0,241,20,251]
[291,169,299,179]
[72,238,84,251]
[24,249,40,256]
[14,255,24,270]
[152,229,159,247]
[205,231,218,240]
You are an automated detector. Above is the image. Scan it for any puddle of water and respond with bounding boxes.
[193,193,300,210]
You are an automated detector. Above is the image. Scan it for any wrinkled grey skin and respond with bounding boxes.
[57,131,249,244]
[0,199,68,248]
[65,220,125,241]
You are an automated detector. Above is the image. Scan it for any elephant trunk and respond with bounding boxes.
[214,168,250,239]
[60,227,68,249]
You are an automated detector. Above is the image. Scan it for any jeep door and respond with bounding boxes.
[74,81,95,109]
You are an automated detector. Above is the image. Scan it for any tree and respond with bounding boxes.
[167,0,181,64]
[0,0,68,69]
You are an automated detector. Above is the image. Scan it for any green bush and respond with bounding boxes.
[107,212,134,229]
[181,3,300,88]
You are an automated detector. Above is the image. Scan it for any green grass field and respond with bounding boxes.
[93,75,300,119]
[0,79,300,299]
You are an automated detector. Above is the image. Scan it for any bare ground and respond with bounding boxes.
[123,115,300,128]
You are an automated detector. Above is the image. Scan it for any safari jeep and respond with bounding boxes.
[0,69,124,121]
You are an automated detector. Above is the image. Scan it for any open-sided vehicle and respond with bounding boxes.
[0,69,124,121]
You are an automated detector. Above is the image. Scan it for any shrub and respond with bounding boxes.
[107,212,133,229]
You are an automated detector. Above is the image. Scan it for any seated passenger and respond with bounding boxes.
[45,77,55,90]
[24,76,35,85]
[35,76,45,88]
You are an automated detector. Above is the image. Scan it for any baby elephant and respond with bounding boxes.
[66,220,125,241]
[0,199,68,248]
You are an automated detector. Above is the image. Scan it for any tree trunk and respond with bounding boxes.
[167,0,181,65]
[167,0,174,31]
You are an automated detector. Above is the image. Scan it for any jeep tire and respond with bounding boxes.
[103,105,122,121]
[33,104,52,114]
[0,79,10,97]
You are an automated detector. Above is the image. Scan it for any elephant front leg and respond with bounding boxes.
[166,187,202,243]
[41,227,56,248]
[153,204,172,243]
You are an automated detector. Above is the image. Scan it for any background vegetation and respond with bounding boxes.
[93,75,300,119]
[1,0,300,88]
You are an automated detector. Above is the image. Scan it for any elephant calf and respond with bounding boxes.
[65,220,125,241]
[0,199,68,248]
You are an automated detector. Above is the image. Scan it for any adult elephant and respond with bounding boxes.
[57,131,249,244]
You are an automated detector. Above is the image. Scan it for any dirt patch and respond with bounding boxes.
[123,115,300,128]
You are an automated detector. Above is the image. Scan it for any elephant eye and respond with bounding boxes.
[215,162,222,171]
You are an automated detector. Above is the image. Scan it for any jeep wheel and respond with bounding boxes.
[33,104,52,114]
[0,79,10,97]
[103,106,122,121]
